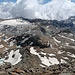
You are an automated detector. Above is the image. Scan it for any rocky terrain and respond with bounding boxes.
[0,17,75,75]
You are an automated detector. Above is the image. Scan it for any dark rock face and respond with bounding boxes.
[40,26,47,34]
[16,34,40,47]
[13,33,50,48]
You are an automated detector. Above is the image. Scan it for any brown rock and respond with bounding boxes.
[0,71,8,75]
[15,68,25,74]
[29,68,35,73]
[4,62,12,70]
[9,72,19,75]
[6,67,14,72]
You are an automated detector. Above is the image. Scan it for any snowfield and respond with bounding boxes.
[0,19,30,26]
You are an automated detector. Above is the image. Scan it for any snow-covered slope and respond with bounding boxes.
[0,19,30,26]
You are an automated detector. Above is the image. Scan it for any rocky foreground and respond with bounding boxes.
[0,17,75,75]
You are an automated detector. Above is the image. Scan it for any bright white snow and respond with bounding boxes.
[40,52,46,55]
[65,43,70,46]
[58,35,75,42]
[30,47,39,55]
[30,47,59,67]
[0,19,29,26]
[4,50,22,65]
[0,58,5,65]
[62,56,69,59]
[9,40,15,47]
[61,59,67,63]
[67,52,75,58]
[3,37,12,42]
[0,45,4,48]
[48,53,56,56]
[57,50,65,54]
[39,56,51,66]
[40,64,45,67]
[49,57,59,65]
[53,37,61,43]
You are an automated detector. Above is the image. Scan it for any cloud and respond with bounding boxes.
[0,0,75,20]
[0,2,14,18]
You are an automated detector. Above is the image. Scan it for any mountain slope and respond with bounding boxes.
[0,17,75,75]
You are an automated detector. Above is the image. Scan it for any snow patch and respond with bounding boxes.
[0,58,5,65]
[4,50,22,65]
[49,57,59,65]
[9,40,15,47]
[21,38,29,44]
[62,56,69,59]
[30,47,39,55]
[59,35,75,42]
[67,52,75,58]
[65,43,69,46]
[4,47,9,51]
[3,37,12,42]
[0,45,4,48]
[30,47,59,66]
[40,52,46,55]
[61,59,67,63]
[53,37,61,43]
[57,50,65,54]
[69,33,73,37]
[40,64,45,67]
[39,56,51,66]
[49,53,56,56]
[0,19,29,26]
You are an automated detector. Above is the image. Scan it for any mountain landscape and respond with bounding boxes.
[0,16,75,75]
